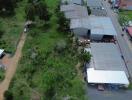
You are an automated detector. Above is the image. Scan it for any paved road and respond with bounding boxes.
[102,0,132,80]
[87,86,132,100]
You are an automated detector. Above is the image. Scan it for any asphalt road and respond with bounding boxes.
[87,86,132,100]
[102,0,132,80]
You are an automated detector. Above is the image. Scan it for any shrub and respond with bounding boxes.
[4,90,13,100]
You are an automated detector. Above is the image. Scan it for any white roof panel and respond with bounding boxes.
[0,49,4,55]
[87,68,129,85]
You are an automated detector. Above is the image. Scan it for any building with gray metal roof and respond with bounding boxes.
[70,16,117,40]
[90,16,117,40]
[87,0,107,16]
[90,43,129,77]
[61,0,83,5]
[70,17,91,36]
[87,0,103,7]
[60,4,88,19]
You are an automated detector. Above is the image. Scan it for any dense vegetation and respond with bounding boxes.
[5,0,89,100]
[0,0,27,53]
[0,0,19,16]
[0,68,5,81]
[118,10,132,26]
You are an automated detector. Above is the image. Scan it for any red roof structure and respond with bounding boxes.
[119,0,132,7]
[127,27,132,37]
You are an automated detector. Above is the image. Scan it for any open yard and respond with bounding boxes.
[6,0,86,100]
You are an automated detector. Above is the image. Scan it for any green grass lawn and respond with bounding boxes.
[7,0,86,100]
[0,0,27,53]
[119,10,132,20]
[119,10,132,26]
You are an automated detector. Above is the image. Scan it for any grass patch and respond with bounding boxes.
[8,0,85,100]
[118,10,132,26]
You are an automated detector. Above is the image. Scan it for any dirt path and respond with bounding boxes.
[0,33,27,100]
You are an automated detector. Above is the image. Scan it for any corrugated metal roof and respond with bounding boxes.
[60,4,75,11]
[70,17,91,29]
[70,16,117,36]
[60,4,88,19]
[87,0,103,7]
[90,43,128,76]
[90,17,117,36]
[61,0,83,5]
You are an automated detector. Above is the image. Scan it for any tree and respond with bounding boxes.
[0,0,17,15]
[37,1,50,21]
[26,4,36,21]
[4,90,13,100]
[57,12,70,32]
[80,51,91,63]
[26,0,50,21]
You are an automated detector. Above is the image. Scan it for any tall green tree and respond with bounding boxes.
[26,0,50,21]
[0,0,17,15]
[57,12,70,32]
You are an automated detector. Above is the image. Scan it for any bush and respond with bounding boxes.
[54,40,67,53]
[4,90,13,100]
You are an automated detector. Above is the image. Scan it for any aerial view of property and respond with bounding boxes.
[0,0,132,100]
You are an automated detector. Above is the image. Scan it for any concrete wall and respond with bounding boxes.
[91,34,103,40]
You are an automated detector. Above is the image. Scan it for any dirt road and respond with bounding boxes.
[0,33,27,100]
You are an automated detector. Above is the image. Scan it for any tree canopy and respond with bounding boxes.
[26,0,50,21]
[0,0,18,15]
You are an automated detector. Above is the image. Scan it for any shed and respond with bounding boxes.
[87,68,129,86]
[60,4,88,19]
